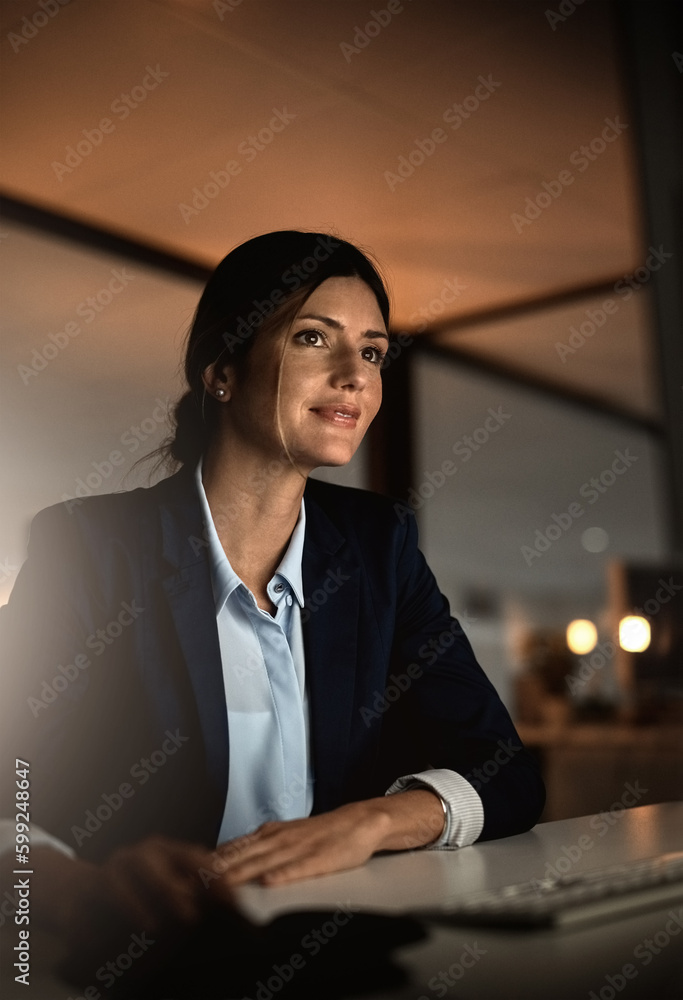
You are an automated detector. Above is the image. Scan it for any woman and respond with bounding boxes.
[1,231,544,941]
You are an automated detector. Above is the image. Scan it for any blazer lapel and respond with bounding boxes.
[302,484,360,813]
[157,470,229,802]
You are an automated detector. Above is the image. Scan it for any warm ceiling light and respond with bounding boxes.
[566,619,598,655]
[619,616,651,652]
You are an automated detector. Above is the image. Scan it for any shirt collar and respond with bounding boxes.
[194,460,306,613]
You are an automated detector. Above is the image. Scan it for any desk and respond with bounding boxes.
[234,802,683,1000]
[2,804,681,999]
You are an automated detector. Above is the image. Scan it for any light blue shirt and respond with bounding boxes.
[194,464,313,843]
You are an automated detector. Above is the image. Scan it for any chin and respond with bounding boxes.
[307,447,356,470]
[289,435,361,472]
[317,458,353,470]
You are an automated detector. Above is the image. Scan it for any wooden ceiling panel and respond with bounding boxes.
[0,0,657,430]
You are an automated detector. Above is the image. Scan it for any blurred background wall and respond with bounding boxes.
[1,0,681,819]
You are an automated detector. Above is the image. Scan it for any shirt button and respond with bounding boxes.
[286,595,293,606]
[274,583,284,593]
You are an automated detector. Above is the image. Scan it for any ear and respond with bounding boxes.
[201,362,234,401]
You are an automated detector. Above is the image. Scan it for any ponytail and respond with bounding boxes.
[168,390,213,466]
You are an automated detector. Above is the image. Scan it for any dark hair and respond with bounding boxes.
[163,231,390,469]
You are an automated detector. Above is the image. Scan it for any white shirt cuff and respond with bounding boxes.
[385,769,484,849]
[0,819,76,861]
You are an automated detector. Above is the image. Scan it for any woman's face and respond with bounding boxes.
[219,276,388,474]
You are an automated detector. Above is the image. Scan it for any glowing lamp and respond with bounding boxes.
[566,619,598,655]
[619,616,650,652]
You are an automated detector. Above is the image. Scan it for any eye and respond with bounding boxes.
[294,329,326,347]
[361,344,387,366]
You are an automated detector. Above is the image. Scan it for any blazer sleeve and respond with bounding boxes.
[0,504,102,825]
[0,491,222,857]
[387,507,545,841]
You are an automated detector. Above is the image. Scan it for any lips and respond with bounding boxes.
[310,403,361,427]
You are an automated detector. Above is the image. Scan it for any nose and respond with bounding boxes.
[329,344,368,389]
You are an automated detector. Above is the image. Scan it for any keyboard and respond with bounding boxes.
[420,852,683,930]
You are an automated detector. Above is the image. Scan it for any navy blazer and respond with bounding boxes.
[1,467,544,861]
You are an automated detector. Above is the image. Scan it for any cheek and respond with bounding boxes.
[281,368,319,411]
[367,379,382,421]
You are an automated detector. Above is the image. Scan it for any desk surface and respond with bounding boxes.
[2,804,681,1000]
[234,802,683,1000]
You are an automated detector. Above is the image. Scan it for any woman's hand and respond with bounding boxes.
[216,788,446,886]
[26,836,235,943]
[93,835,235,931]
[10,839,246,989]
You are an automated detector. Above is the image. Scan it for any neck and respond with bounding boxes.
[200,435,307,585]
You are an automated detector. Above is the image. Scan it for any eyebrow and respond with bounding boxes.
[297,312,389,343]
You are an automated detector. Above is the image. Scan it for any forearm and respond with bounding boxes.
[357,788,447,852]
[214,789,447,886]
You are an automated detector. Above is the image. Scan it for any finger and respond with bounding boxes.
[216,832,261,867]
[259,858,326,885]
[105,841,205,928]
[258,840,373,886]
[102,863,161,931]
[220,837,308,886]
[215,824,290,874]
[217,823,286,860]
